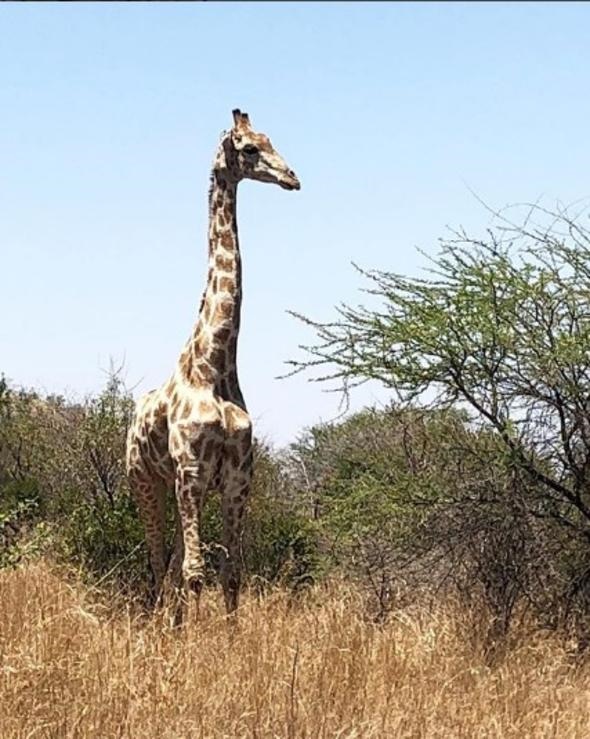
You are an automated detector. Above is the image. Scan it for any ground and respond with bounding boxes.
[1,561,589,738]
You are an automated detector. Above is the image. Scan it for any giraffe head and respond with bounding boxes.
[216,109,300,191]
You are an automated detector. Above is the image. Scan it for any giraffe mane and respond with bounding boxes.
[207,170,215,218]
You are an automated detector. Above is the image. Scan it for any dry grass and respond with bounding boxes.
[1,562,590,738]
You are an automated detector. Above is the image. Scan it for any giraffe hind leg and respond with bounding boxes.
[220,429,253,615]
[163,502,186,626]
[128,473,168,607]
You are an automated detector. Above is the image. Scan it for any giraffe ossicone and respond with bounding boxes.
[126,109,300,618]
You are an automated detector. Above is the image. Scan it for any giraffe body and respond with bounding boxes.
[126,110,300,615]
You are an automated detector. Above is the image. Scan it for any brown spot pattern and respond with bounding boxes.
[216,254,234,272]
[219,276,235,293]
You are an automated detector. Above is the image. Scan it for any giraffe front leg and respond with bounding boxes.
[170,416,223,614]
[221,435,253,614]
[175,464,210,600]
[221,487,249,614]
[162,503,186,627]
[166,502,185,593]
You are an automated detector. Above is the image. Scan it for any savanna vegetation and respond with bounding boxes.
[3,204,590,736]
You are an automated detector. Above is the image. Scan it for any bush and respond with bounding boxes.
[57,491,149,592]
[0,374,323,597]
[201,442,323,592]
[0,478,46,568]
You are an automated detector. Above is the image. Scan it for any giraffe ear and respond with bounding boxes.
[232,109,251,130]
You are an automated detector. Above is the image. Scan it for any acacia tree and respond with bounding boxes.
[288,204,590,549]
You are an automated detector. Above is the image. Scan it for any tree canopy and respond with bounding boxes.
[288,204,590,538]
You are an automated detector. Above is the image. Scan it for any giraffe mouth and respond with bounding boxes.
[280,176,301,191]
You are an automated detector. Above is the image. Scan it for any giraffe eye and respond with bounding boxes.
[242,144,259,156]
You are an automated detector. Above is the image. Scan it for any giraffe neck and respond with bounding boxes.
[178,169,243,399]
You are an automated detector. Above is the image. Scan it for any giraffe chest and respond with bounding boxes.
[169,397,251,437]
[167,389,251,468]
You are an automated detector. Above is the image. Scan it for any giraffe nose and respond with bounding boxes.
[287,170,301,190]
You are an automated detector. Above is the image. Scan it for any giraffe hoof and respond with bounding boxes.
[186,576,204,597]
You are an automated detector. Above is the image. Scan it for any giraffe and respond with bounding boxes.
[126,109,300,616]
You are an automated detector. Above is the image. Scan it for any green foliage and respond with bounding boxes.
[200,442,323,590]
[245,442,323,588]
[57,492,148,591]
[290,204,590,537]
[0,477,42,520]
[0,372,144,589]
[0,373,322,595]
[289,405,478,547]
[0,478,46,568]
[244,491,322,590]
[288,204,590,628]
[77,373,134,505]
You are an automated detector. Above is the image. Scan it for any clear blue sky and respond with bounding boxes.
[2,2,590,446]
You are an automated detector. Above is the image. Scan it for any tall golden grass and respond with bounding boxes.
[1,561,589,738]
